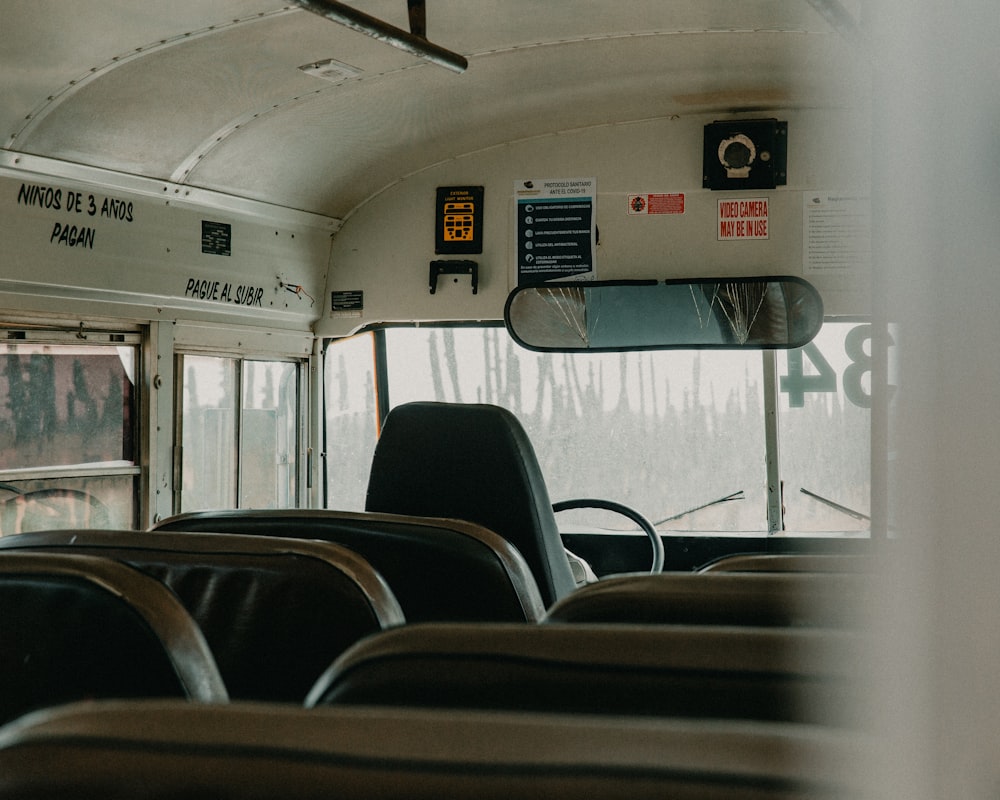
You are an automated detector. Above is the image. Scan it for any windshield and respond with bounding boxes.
[324,320,871,535]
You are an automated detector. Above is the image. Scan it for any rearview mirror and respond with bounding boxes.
[504,277,823,351]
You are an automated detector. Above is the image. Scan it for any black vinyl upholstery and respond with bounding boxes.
[152,509,545,622]
[698,553,871,573]
[0,530,403,703]
[305,622,867,727]
[0,699,868,799]
[365,402,577,607]
[0,552,227,725]
[543,572,871,628]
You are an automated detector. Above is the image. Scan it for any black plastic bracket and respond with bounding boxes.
[429,260,478,294]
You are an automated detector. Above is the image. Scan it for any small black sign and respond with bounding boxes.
[201,220,232,256]
[331,290,364,312]
[435,186,483,254]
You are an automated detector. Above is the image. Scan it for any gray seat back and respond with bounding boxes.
[153,508,545,622]
[698,553,871,573]
[543,571,871,628]
[0,552,227,725]
[0,699,869,799]
[0,530,403,702]
[306,621,867,727]
[365,401,577,607]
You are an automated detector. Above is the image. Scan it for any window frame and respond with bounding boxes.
[173,350,308,514]
[0,324,143,530]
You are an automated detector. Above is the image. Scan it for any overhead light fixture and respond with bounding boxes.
[292,0,467,74]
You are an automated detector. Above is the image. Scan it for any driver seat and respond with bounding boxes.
[365,401,578,608]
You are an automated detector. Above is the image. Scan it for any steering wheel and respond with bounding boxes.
[553,498,664,574]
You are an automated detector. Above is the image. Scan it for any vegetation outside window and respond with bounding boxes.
[177,354,302,513]
[0,332,140,533]
[324,322,872,535]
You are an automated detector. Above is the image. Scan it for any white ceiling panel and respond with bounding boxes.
[2,1,866,219]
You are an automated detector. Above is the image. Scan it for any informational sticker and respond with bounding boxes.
[436,186,483,254]
[803,193,871,272]
[201,220,232,256]
[627,193,685,215]
[515,178,596,285]
[718,198,769,240]
[331,290,364,316]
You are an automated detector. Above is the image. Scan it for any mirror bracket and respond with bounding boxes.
[429,260,478,295]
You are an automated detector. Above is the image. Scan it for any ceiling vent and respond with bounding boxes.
[298,58,362,83]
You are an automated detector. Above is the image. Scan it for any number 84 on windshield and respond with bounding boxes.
[780,323,895,409]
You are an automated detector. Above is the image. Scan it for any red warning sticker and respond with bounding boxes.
[627,193,685,215]
[718,198,769,240]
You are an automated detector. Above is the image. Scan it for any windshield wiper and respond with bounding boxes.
[655,490,745,526]
[799,488,870,522]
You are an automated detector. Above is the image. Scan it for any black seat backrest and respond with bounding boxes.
[365,401,577,608]
[543,572,871,628]
[698,553,871,573]
[0,530,403,703]
[152,509,545,622]
[0,699,868,800]
[306,622,867,727]
[0,552,227,726]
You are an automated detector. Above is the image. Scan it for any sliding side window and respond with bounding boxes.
[175,354,304,513]
[0,330,140,533]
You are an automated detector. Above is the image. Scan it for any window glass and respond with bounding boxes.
[178,355,302,513]
[381,327,769,533]
[180,355,237,511]
[777,321,872,532]
[0,476,134,533]
[324,333,378,511]
[0,344,135,470]
[240,361,298,509]
[323,323,873,535]
[0,340,138,533]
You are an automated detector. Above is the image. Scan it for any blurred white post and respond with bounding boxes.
[869,0,1000,796]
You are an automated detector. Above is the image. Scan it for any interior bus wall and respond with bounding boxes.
[0,114,869,339]
[320,108,871,339]
[0,156,334,331]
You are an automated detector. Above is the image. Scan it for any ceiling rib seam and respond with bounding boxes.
[170,28,817,186]
[5,7,299,151]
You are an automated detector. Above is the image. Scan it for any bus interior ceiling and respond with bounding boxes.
[2,1,1000,799]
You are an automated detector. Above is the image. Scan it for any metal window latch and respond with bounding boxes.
[429,260,478,294]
